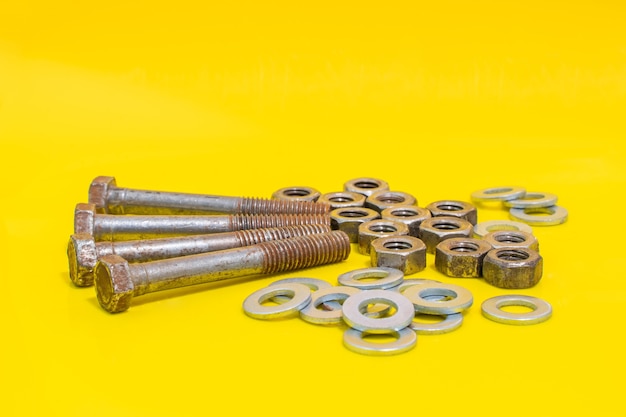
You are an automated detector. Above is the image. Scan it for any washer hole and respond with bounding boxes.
[496,250,530,261]
[383,241,413,250]
[361,331,400,344]
[351,271,390,282]
[486,224,521,232]
[450,242,479,252]
[369,224,398,233]
[412,314,446,324]
[499,304,536,314]
[523,207,557,216]
[418,288,457,301]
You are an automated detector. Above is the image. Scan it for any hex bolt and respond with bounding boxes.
[94,231,351,313]
[74,203,330,241]
[68,224,331,287]
[89,176,329,215]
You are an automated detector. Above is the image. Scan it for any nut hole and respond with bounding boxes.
[383,241,413,250]
[432,221,460,230]
[377,195,406,204]
[436,203,464,211]
[283,189,311,197]
[354,181,381,189]
[339,210,368,218]
[330,196,354,202]
[390,209,419,217]
[369,224,398,233]
[494,233,526,243]
[450,242,479,252]
[496,250,530,261]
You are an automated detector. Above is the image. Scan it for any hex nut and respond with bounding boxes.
[357,219,409,255]
[330,207,381,243]
[318,191,366,209]
[365,190,418,213]
[370,235,427,275]
[344,177,390,197]
[94,254,136,313]
[426,200,478,225]
[74,203,97,235]
[434,238,493,278]
[381,205,432,238]
[482,230,539,252]
[418,216,473,254]
[272,186,321,202]
[88,176,116,213]
[482,248,543,289]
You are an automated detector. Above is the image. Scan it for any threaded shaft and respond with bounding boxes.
[239,197,330,215]
[257,231,351,274]
[233,224,331,247]
[230,214,330,230]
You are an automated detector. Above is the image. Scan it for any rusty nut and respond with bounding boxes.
[344,177,390,197]
[330,207,380,243]
[370,236,427,275]
[365,190,418,213]
[426,200,478,225]
[434,238,493,278]
[357,219,409,255]
[272,186,321,202]
[418,216,474,254]
[318,191,366,210]
[482,248,543,289]
[483,230,539,252]
[381,205,431,238]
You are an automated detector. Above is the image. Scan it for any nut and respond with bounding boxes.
[330,207,380,243]
[482,230,539,252]
[318,191,366,209]
[370,235,426,275]
[365,190,418,213]
[357,219,409,255]
[272,186,321,202]
[434,237,493,278]
[426,200,477,225]
[482,248,543,289]
[344,177,390,197]
[381,205,431,238]
[418,216,473,254]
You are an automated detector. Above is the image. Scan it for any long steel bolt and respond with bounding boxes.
[68,224,331,287]
[74,203,330,241]
[89,176,330,215]
[94,231,351,313]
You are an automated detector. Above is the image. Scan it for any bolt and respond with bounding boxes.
[94,231,351,313]
[67,224,331,287]
[74,203,330,241]
[89,176,329,215]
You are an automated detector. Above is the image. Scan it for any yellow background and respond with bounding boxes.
[1,1,625,416]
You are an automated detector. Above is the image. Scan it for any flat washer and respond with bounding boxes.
[269,277,336,307]
[481,295,552,325]
[389,278,442,293]
[503,192,558,209]
[343,327,417,356]
[300,286,361,325]
[473,220,533,238]
[403,282,473,315]
[342,289,415,333]
[243,283,312,320]
[509,205,568,226]
[409,313,463,335]
[337,267,404,290]
[471,187,526,202]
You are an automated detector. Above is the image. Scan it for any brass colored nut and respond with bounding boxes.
[482,248,543,289]
[381,205,431,238]
[272,186,321,202]
[426,200,478,225]
[318,192,366,210]
[482,230,539,252]
[434,238,493,278]
[370,236,426,275]
[358,219,409,255]
[418,216,473,254]
[330,207,380,243]
[365,190,418,213]
[344,177,390,197]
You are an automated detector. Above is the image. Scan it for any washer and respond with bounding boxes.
[389,278,441,293]
[337,267,404,290]
[403,282,473,315]
[299,286,361,325]
[409,313,463,335]
[509,206,568,226]
[242,283,312,320]
[269,277,335,307]
[343,327,417,356]
[470,187,526,202]
[342,289,415,333]
[481,295,552,325]
[473,220,533,238]
[503,192,558,209]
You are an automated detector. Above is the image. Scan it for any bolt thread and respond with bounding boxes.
[239,197,330,215]
[233,224,331,247]
[256,231,351,274]
[230,214,330,230]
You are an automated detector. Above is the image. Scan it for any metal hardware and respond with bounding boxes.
[243,283,312,319]
[403,282,473,315]
[341,289,415,333]
[481,295,552,325]
[343,328,417,356]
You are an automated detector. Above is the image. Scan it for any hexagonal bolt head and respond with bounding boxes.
[74,203,97,235]
[67,233,99,287]
[94,255,135,313]
[365,190,418,213]
[482,248,543,289]
[418,216,474,254]
[330,207,380,243]
[88,176,117,213]
[370,235,426,275]
[381,205,432,238]
[426,200,478,225]
[482,230,539,252]
[343,177,390,197]
[434,237,493,278]
[357,219,409,255]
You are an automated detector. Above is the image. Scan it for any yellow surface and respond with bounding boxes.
[1,1,625,416]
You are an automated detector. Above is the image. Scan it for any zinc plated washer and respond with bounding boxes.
[299,286,361,325]
[481,295,552,325]
[403,282,473,315]
[337,267,404,290]
[473,220,533,238]
[503,192,558,209]
[509,206,568,226]
[269,277,335,306]
[342,289,415,333]
[409,313,463,335]
[243,283,312,320]
[471,187,526,202]
[343,327,417,356]
[390,278,442,293]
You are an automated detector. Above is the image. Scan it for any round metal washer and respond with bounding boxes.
[343,327,417,356]
[471,187,526,202]
[243,283,312,320]
[403,282,473,315]
[409,313,463,335]
[337,267,404,290]
[473,220,533,238]
[299,286,361,325]
[509,205,568,226]
[269,277,335,306]
[389,278,442,293]
[503,192,558,209]
[481,295,552,325]
[342,289,415,333]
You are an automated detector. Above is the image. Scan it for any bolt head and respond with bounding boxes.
[74,203,96,235]
[67,233,98,286]
[88,176,116,213]
[94,255,134,313]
